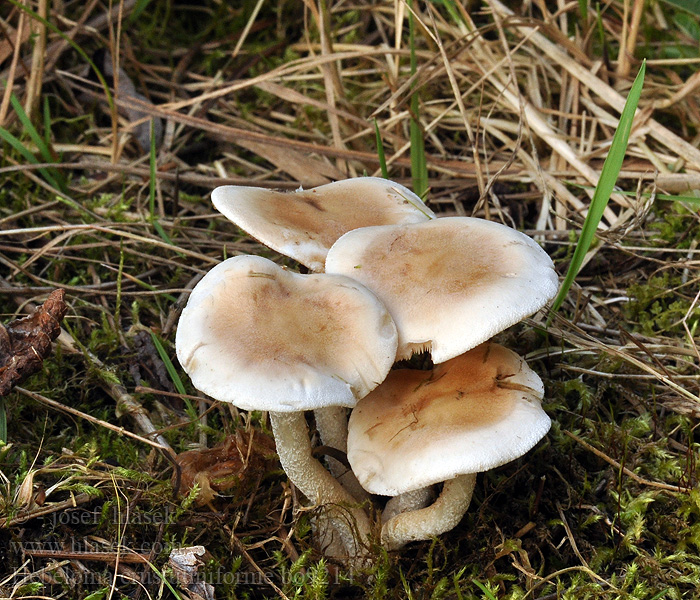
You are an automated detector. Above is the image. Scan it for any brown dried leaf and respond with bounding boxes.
[15,469,36,509]
[0,289,68,396]
[235,138,346,186]
[0,22,32,67]
[90,49,164,152]
[174,430,277,506]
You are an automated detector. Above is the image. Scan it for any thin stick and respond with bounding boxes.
[232,0,265,58]
[0,492,94,527]
[0,3,25,126]
[564,430,690,493]
[229,532,291,600]
[22,549,150,564]
[16,387,176,457]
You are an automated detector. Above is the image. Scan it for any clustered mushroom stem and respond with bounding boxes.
[381,487,434,524]
[380,473,477,551]
[314,406,369,502]
[313,406,350,475]
[269,411,372,558]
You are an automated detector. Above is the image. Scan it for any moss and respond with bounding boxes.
[623,272,698,337]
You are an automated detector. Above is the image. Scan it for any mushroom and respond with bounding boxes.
[325,217,559,362]
[346,342,551,550]
[211,177,435,273]
[211,177,434,497]
[176,255,398,559]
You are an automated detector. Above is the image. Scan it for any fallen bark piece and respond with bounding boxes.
[0,289,68,396]
[174,431,277,505]
[168,546,215,600]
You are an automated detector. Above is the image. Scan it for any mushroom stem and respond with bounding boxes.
[380,473,477,551]
[313,406,349,476]
[314,406,370,502]
[269,411,372,559]
[381,486,434,524]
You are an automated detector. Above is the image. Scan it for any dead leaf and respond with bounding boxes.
[90,49,164,152]
[0,22,31,67]
[174,430,277,506]
[15,469,36,508]
[0,289,68,396]
[235,138,346,186]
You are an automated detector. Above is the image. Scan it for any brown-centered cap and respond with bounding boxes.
[176,255,398,412]
[325,217,559,363]
[211,178,434,272]
[346,342,550,496]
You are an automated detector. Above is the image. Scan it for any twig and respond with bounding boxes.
[0,492,94,527]
[564,430,690,493]
[16,387,175,458]
[229,532,291,600]
[22,549,150,564]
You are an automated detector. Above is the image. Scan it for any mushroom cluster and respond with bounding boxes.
[175,178,558,561]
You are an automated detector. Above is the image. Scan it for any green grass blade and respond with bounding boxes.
[579,0,589,21]
[115,241,124,331]
[410,95,428,199]
[43,96,52,146]
[595,3,608,57]
[374,119,389,178]
[149,119,157,218]
[11,93,53,164]
[427,0,465,26]
[655,193,700,206]
[146,118,181,251]
[83,587,110,600]
[127,276,177,303]
[660,0,700,15]
[147,118,181,252]
[149,332,196,421]
[130,0,154,22]
[149,332,188,398]
[9,93,65,191]
[8,0,114,114]
[141,558,185,600]
[472,580,498,600]
[0,398,6,443]
[408,0,428,199]
[152,219,176,246]
[566,181,700,207]
[0,125,63,191]
[550,60,646,316]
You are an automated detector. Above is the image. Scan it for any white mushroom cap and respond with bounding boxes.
[346,343,550,496]
[325,217,559,363]
[176,255,398,412]
[211,178,435,272]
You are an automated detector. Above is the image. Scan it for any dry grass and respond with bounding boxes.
[1,1,699,598]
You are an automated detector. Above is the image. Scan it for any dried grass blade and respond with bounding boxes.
[7,0,115,117]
